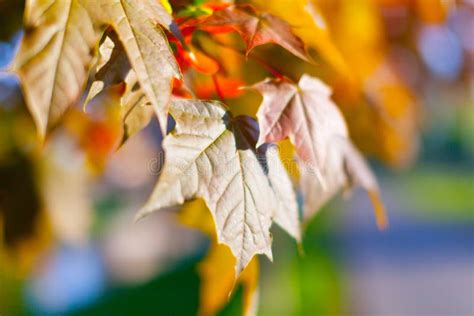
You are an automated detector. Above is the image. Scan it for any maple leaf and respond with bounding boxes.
[199,242,259,316]
[253,74,387,229]
[12,0,179,138]
[135,99,299,274]
[176,149,298,312]
[83,0,181,133]
[326,0,419,167]
[203,5,309,62]
[253,75,348,182]
[12,0,102,138]
[250,0,351,78]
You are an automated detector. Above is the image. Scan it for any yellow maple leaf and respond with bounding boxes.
[198,243,259,316]
[322,0,419,167]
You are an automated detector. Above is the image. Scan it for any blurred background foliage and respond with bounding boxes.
[1,0,473,315]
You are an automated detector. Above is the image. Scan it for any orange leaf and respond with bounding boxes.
[194,75,246,99]
[203,5,309,61]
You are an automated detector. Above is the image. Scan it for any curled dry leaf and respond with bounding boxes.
[120,72,154,145]
[135,99,278,274]
[203,5,309,62]
[254,74,387,229]
[86,31,131,106]
[86,33,154,145]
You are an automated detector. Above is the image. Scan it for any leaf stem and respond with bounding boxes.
[249,54,285,80]
[212,74,226,102]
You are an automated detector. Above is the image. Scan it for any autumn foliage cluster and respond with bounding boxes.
[0,0,439,314]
